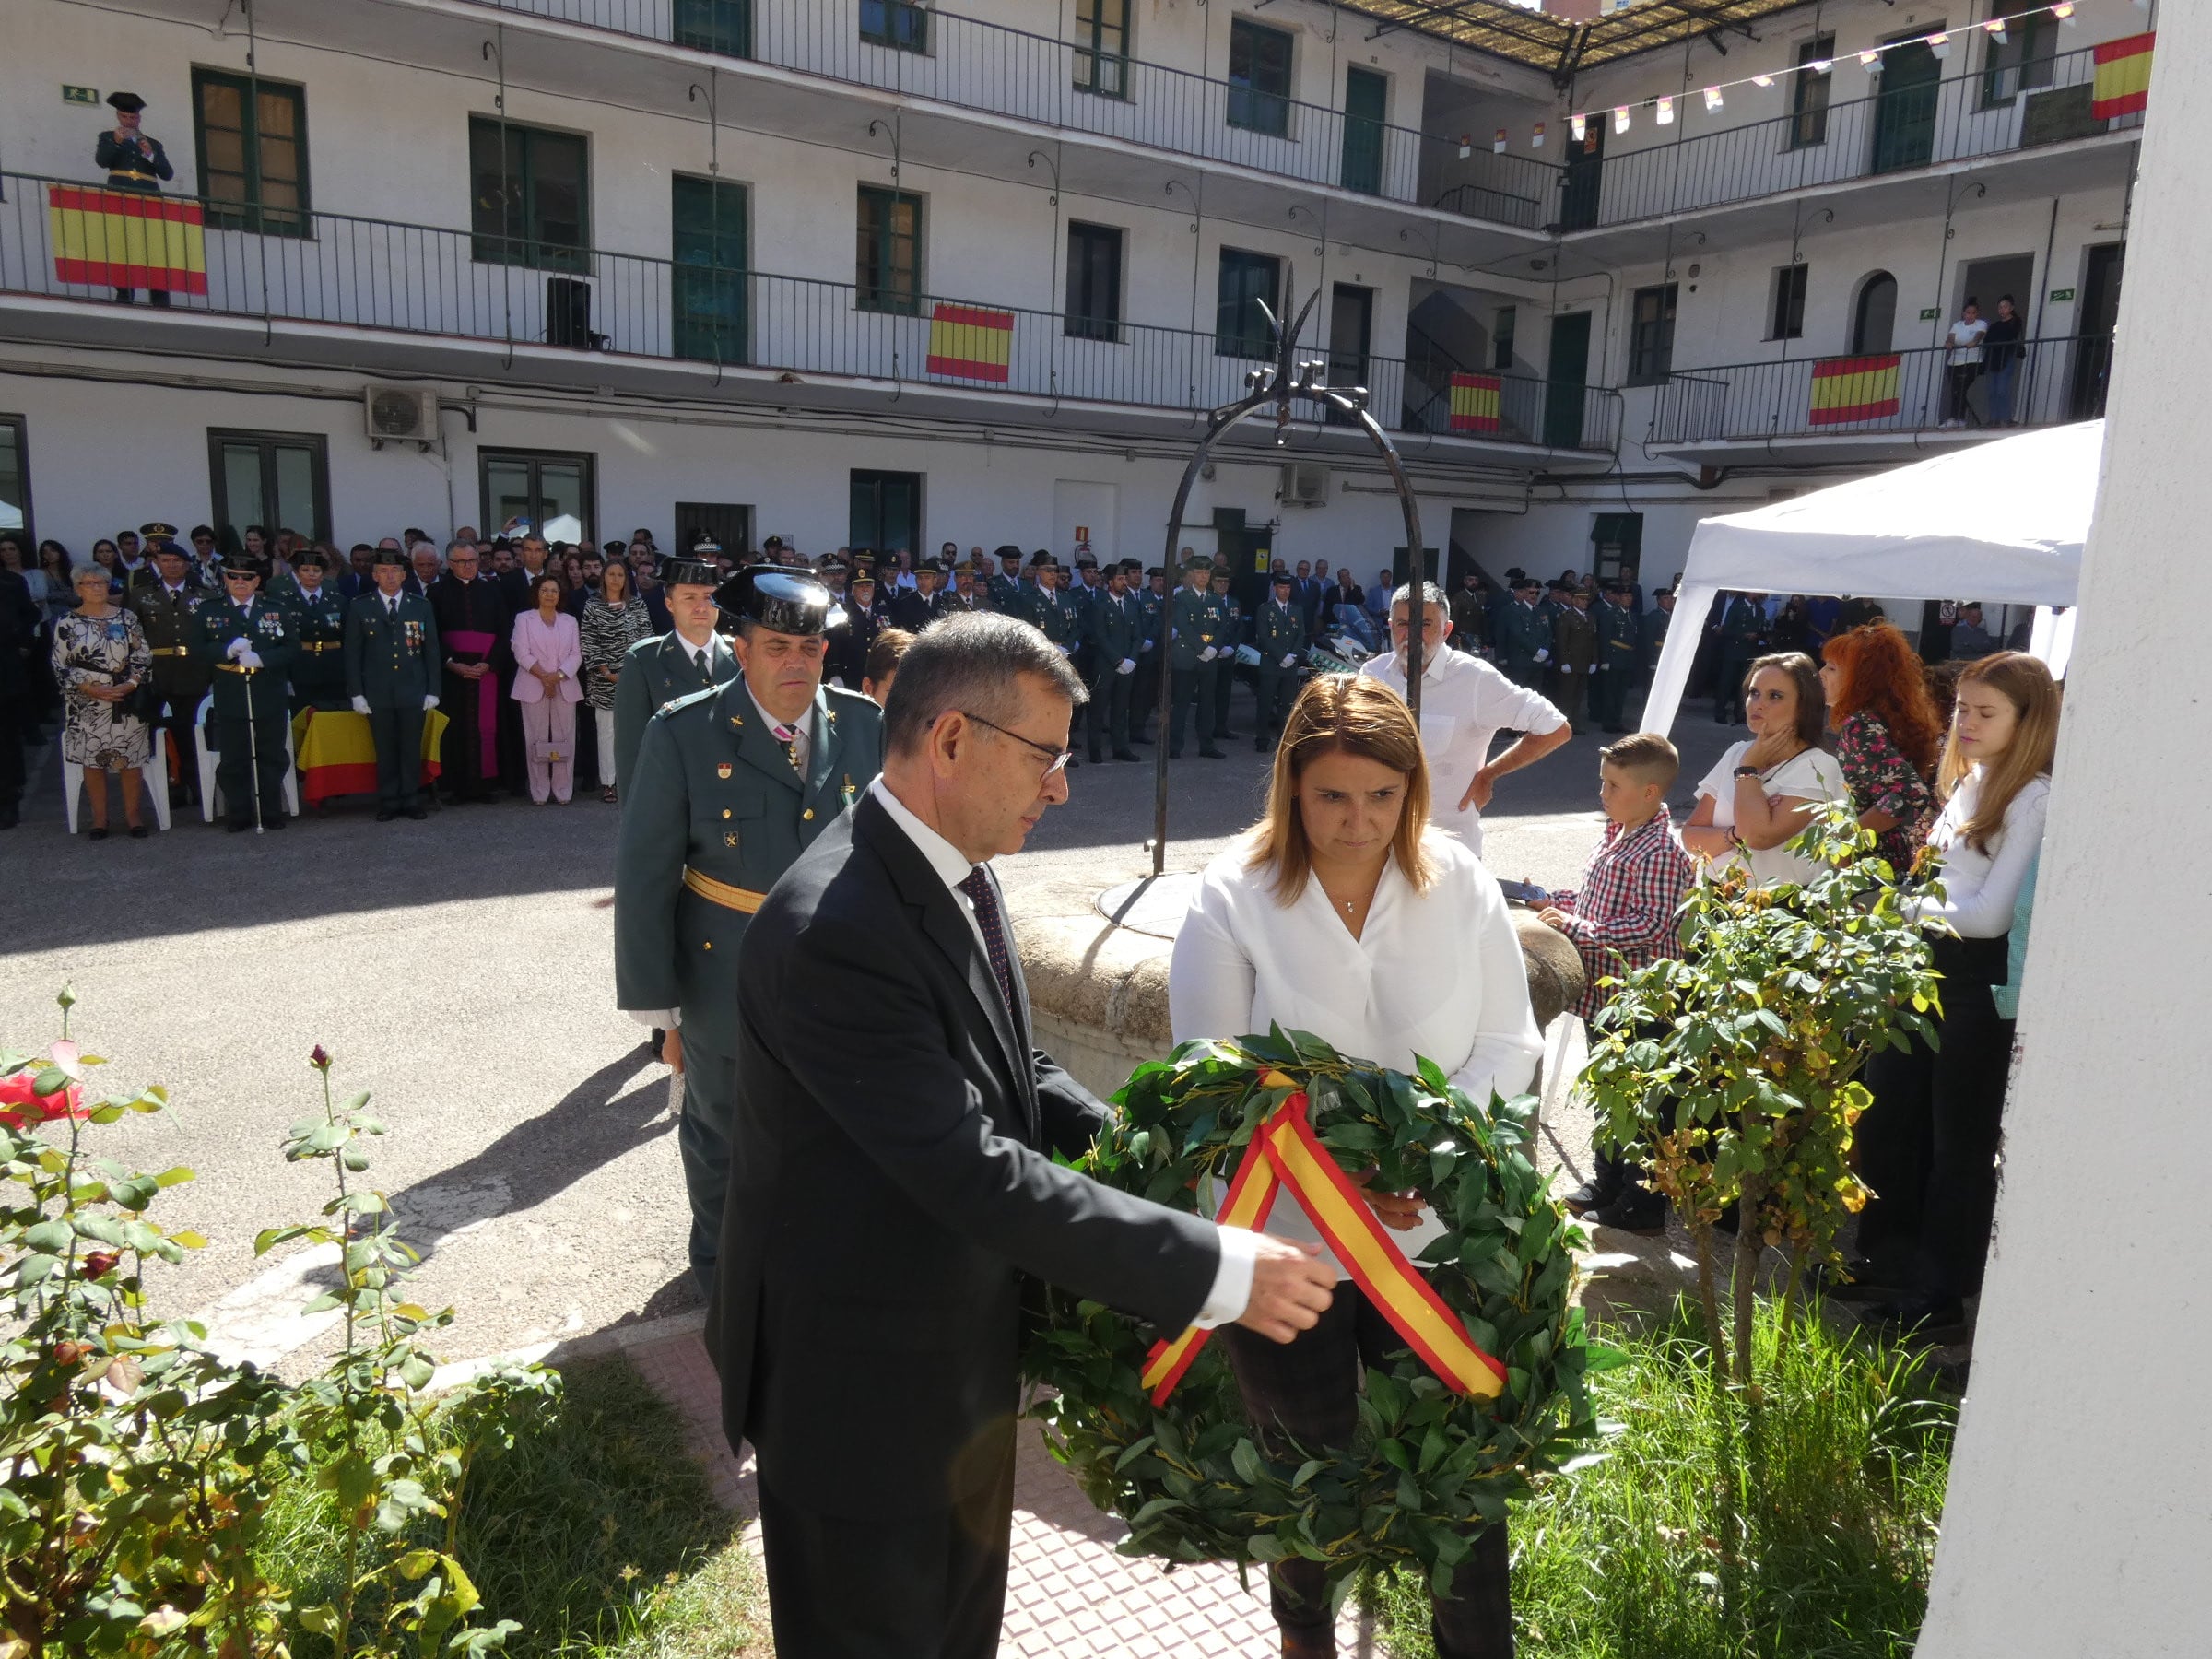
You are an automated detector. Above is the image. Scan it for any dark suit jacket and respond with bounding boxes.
[708,792,1220,1518]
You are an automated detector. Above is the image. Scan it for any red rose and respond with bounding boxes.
[83,1251,119,1279]
[0,1069,87,1129]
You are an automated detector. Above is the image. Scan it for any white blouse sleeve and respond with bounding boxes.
[1924,780,2051,938]
[1168,864,1261,1045]
[1441,862,1547,1105]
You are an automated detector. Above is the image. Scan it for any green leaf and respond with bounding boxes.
[1230,1439,1264,1486]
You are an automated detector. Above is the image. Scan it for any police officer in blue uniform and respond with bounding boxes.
[615,567,884,1300]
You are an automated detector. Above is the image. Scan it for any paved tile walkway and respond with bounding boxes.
[628,1327,1381,1656]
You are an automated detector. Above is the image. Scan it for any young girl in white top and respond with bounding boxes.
[1682,653,1850,886]
[1170,673,1540,1659]
[1853,653,2058,1335]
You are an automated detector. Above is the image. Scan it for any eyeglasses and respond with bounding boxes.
[957,711,1073,780]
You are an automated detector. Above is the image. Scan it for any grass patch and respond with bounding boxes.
[1376,1296,1953,1659]
[261,1356,771,1659]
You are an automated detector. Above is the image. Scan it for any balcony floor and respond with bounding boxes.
[1647,425,2034,469]
[0,292,1614,472]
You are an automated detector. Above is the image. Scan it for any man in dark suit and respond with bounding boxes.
[710,613,1336,1658]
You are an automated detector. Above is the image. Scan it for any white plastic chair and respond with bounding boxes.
[194,692,300,823]
[60,751,172,834]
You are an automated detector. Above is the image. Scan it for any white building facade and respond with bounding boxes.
[0,0,2150,592]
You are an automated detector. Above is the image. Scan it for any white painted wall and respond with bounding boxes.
[1913,9,2212,1655]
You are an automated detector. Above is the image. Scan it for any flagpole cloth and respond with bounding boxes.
[1138,1074,1508,1407]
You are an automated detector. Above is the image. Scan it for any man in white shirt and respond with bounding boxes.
[1360,581,1571,856]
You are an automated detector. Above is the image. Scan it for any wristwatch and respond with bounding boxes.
[1733,765,1763,779]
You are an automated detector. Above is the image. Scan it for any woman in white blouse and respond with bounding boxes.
[1853,653,2057,1335]
[1170,673,1540,1659]
[1681,653,1849,886]
[510,571,583,804]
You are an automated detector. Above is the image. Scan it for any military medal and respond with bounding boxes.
[717,762,732,778]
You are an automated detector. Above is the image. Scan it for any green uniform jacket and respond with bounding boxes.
[1594,598,1640,675]
[1639,606,1672,670]
[1090,588,1143,668]
[985,573,1022,613]
[1023,588,1086,653]
[344,591,441,709]
[1719,597,1764,649]
[613,679,884,1057]
[612,630,739,795]
[127,582,212,709]
[1448,589,1488,651]
[1552,606,1597,673]
[1495,599,1552,668]
[283,587,352,707]
[1167,586,1230,671]
[193,594,299,722]
[1135,589,1165,659]
[1253,597,1307,664]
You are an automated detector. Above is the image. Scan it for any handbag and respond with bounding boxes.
[529,739,569,767]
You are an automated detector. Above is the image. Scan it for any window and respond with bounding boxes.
[1215,248,1282,359]
[855,186,922,315]
[1227,18,1293,138]
[1790,34,1835,148]
[676,500,752,556]
[469,117,590,272]
[673,173,749,365]
[1493,306,1517,371]
[481,450,595,545]
[0,415,30,550]
[209,429,330,543]
[1628,283,1677,384]
[860,0,929,53]
[1065,222,1124,342]
[192,69,310,236]
[1769,264,1808,340]
[1982,2,2057,107]
[850,470,923,558]
[1074,0,1130,99]
[1590,512,1643,585]
[1852,270,1899,355]
[675,0,753,58]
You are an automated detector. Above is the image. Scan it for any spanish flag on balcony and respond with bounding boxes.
[1808,353,1901,426]
[925,302,1014,383]
[1448,371,1502,434]
[2091,31,2154,122]
[47,184,207,295]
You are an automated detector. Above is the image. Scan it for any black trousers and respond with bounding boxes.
[213,709,291,827]
[1086,668,1131,759]
[1854,975,2016,1302]
[1255,666,1299,738]
[1167,666,1217,755]
[0,690,25,806]
[1212,655,1237,734]
[366,700,423,811]
[1712,651,1752,722]
[148,692,200,801]
[1131,656,1162,738]
[1220,1285,1513,1658]
[758,1431,1015,1659]
[439,671,500,798]
[1591,661,1630,728]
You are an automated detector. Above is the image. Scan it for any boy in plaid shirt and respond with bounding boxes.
[1538,733,1695,1233]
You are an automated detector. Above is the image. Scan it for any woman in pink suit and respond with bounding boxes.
[510,571,582,803]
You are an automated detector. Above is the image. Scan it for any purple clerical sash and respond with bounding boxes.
[444,629,500,767]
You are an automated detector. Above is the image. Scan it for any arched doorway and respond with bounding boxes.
[1852,271,1898,355]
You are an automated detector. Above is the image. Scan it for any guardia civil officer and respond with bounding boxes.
[194,554,297,831]
[613,567,884,1299]
[1166,552,1229,759]
[1591,579,1641,733]
[96,93,173,306]
[826,564,879,689]
[1086,560,1143,764]
[610,547,735,794]
[126,532,210,806]
[344,546,441,821]
[283,547,351,712]
[1252,568,1307,750]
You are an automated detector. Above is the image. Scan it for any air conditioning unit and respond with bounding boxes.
[1280,463,1332,506]
[365,385,439,448]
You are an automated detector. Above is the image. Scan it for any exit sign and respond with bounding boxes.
[1918,307,1942,321]
[2049,287,2077,302]
[63,85,100,105]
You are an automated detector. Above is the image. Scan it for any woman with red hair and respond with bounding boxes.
[1819,622,1941,871]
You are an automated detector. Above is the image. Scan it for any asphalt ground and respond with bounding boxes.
[0,677,1736,1371]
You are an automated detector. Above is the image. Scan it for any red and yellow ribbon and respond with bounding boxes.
[1139,1073,1507,1406]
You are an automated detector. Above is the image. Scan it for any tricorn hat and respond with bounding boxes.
[656,553,722,588]
[106,91,147,113]
[371,545,409,569]
[221,553,267,580]
[713,566,844,635]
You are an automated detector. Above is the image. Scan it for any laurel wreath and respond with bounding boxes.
[1022,1029,1610,1603]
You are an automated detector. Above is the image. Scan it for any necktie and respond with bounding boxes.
[958,866,1018,1019]
[772,721,800,772]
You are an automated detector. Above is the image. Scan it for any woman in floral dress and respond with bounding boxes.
[51,563,155,837]
[1819,621,1941,872]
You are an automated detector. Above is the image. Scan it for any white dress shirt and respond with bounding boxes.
[749,683,810,774]
[1359,645,1566,856]
[1169,830,1544,1277]
[1909,768,2050,938]
[868,778,1256,1328]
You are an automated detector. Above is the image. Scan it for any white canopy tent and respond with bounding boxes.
[1641,420,2104,735]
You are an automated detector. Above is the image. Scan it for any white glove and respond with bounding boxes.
[1057,643,1074,657]
[1117,658,1135,676]
[422,695,440,711]
[830,676,846,688]
[1199,647,1218,663]
[226,638,250,661]
[237,648,263,671]
[351,695,371,715]
[1280,653,1297,669]
[1535,649,1551,664]
[1141,639,1154,653]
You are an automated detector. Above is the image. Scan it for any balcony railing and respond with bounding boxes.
[1577,41,2141,230]
[1648,333,2112,445]
[455,0,1556,228]
[0,171,1615,453]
